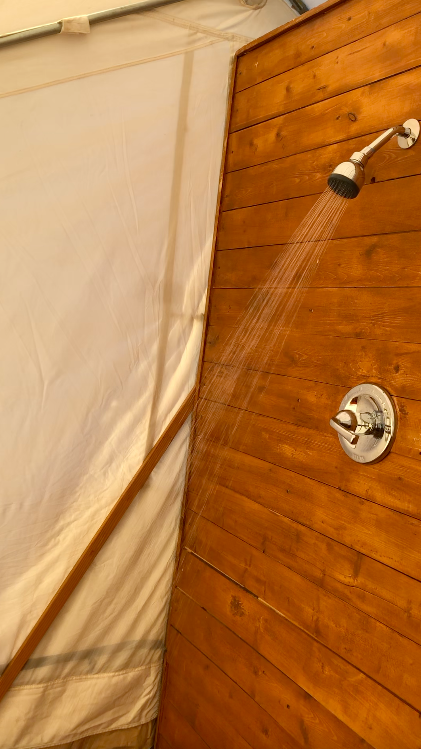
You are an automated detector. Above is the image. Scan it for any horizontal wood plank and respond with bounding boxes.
[188,439,421,582]
[200,364,421,462]
[166,627,302,749]
[227,66,421,172]
[164,659,252,749]
[235,0,421,91]
[221,131,421,210]
[156,737,172,749]
[213,233,421,288]
[160,700,210,749]
[195,398,421,520]
[205,326,421,401]
[218,175,421,250]
[177,553,421,749]
[232,12,421,130]
[184,514,421,710]
[171,588,375,749]
[208,286,421,345]
[186,477,421,644]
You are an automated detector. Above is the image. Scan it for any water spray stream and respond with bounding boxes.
[175,186,350,579]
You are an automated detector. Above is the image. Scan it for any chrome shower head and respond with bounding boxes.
[328,161,364,199]
[327,118,420,199]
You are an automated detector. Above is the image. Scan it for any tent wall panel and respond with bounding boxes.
[0,2,296,747]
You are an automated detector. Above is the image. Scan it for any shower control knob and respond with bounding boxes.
[329,410,358,444]
[329,383,396,464]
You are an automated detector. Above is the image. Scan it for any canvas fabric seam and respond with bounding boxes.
[10,660,162,692]
[150,9,252,43]
[0,37,221,101]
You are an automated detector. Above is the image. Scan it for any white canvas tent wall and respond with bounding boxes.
[0,1,296,746]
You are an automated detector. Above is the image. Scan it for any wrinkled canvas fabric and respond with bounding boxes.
[0,1,295,746]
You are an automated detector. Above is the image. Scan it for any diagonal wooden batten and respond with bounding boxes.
[0,387,195,703]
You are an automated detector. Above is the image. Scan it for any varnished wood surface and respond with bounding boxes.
[208,286,421,344]
[222,129,421,210]
[233,12,421,130]
[171,588,375,749]
[200,364,421,462]
[156,738,172,749]
[214,233,421,288]
[196,397,421,520]
[218,175,421,249]
[205,326,421,400]
[236,0,421,91]
[159,2,421,747]
[183,514,421,710]
[164,655,252,749]
[227,66,421,171]
[186,479,421,645]
[177,553,421,749]
[159,701,210,749]
[167,626,302,749]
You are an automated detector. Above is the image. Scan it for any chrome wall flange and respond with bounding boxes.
[330,383,396,464]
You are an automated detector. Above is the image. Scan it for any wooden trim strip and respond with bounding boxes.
[0,387,195,703]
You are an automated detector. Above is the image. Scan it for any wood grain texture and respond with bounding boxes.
[166,627,302,749]
[184,514,421,710]
[218,175,421,249]
[213,233,421,288]
[177,553,421,749]
[196,398,421,520]
[232,12,421,130]
[221,131,421,209]
[200,364,421,462]
[170,588,375,749]
[0,388,195,703]
[164,660,251,749]
[188,436,421,580]
[159,700,210,749]
[208,286,421,345]
[227,66,421,171]
[156,738,172,749]
[205,326,421,400]
[235,0,421,91]
[186,478,421,645]
[235,0,346,63]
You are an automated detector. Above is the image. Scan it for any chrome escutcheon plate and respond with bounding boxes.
[330,383,396,464]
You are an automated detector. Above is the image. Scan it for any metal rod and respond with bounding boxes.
[0,0,184,48]
[350,124,412,167]
[288,0,309,14]
[360,125,408,158]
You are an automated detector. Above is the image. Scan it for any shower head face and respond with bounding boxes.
[327,160,365,199]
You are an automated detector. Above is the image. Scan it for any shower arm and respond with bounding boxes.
[350,125,411,167]
[327,118,418,199]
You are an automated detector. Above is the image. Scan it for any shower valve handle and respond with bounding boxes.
[329,410,359,444]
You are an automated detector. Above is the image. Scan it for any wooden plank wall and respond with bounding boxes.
[157,1,421,747]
